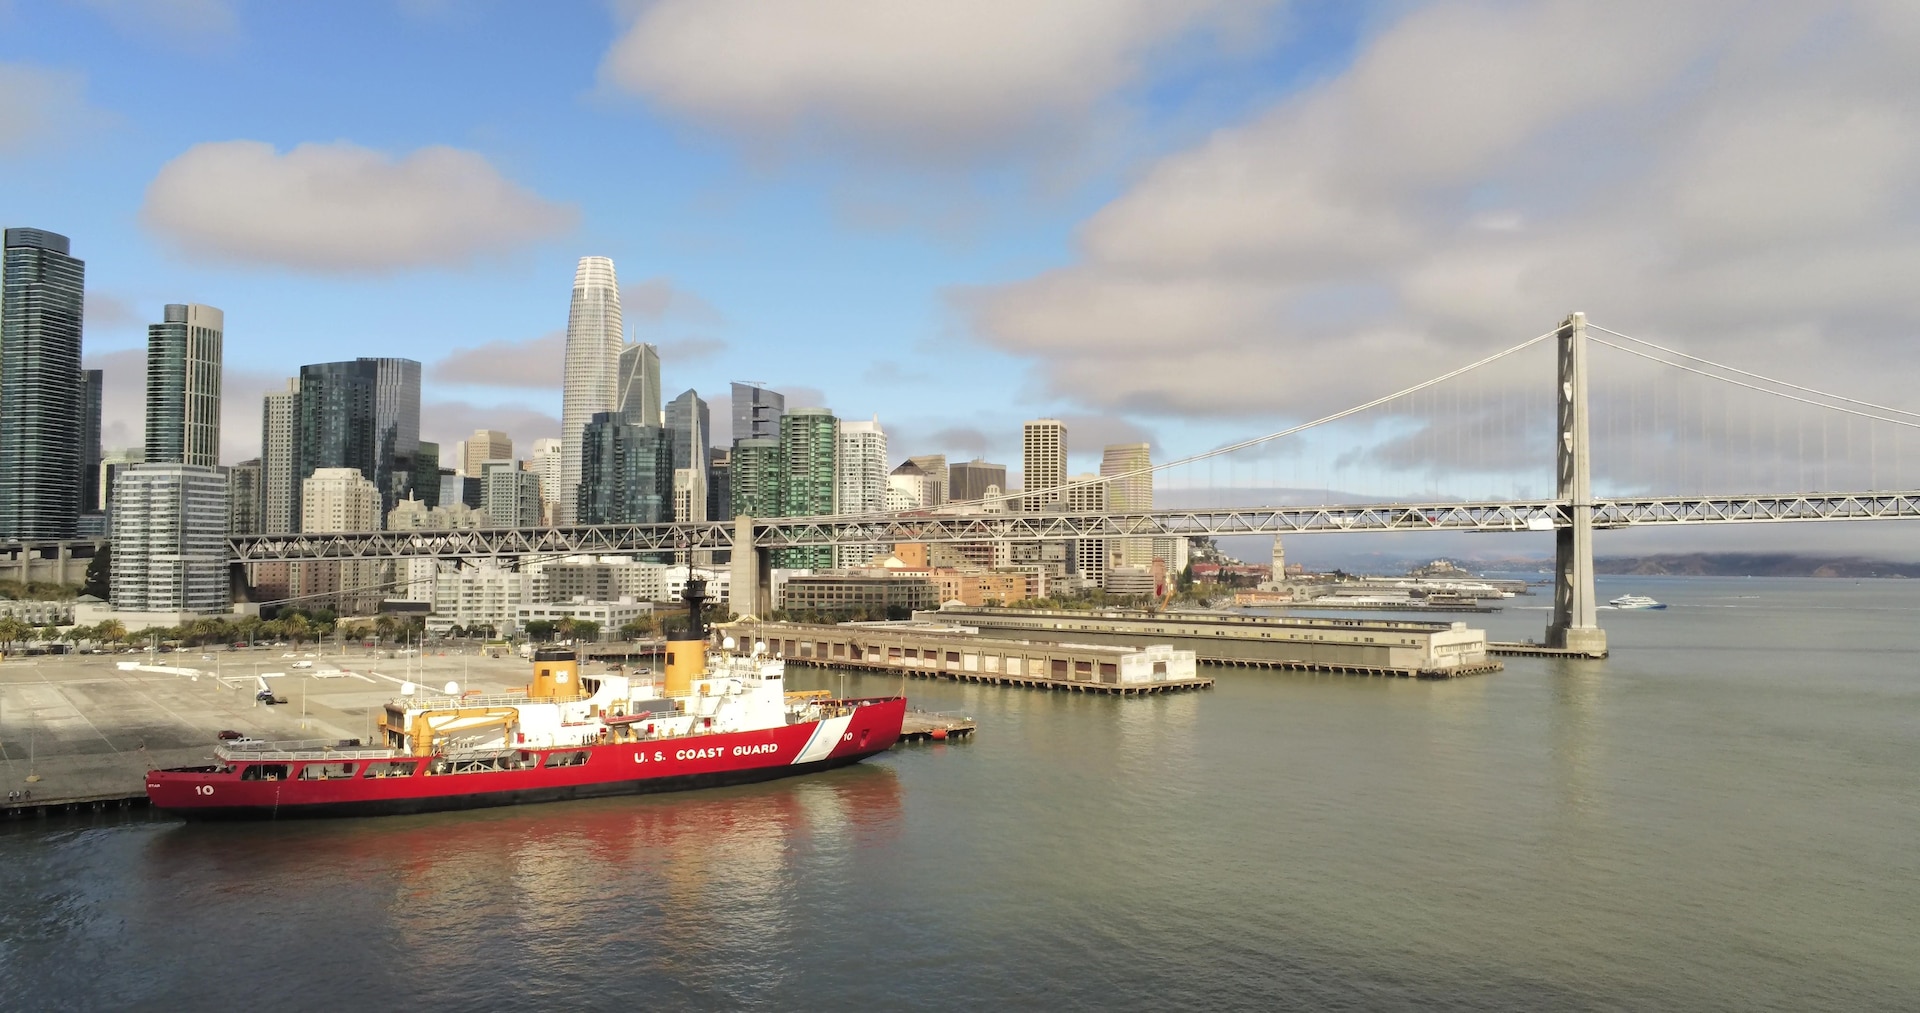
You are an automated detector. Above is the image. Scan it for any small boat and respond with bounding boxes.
[1608,594,1668,610]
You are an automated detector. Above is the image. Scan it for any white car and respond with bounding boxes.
[281,653,296,659]
[291,661,313,669]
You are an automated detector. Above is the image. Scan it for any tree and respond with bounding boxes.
[97,618,126,646]
[572,620,600,643]
[555,616,578,643]
[373,615,397,644]
[618,618,649,642]
[283,613,312,646]
[83,544,111,600]
[0,617,29,652]
[524,619,555,642]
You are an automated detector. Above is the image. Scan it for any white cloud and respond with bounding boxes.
[431,331,566,391]
[622,277,724,322]
[0,63,101,156]
[961,0,1920,423]
[599,0,1279,159]
[140,140,576,272]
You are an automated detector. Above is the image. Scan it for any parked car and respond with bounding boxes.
[216,729,245,740]
[291,661,313,669]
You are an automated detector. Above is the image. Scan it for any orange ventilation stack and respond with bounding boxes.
[528,648,584,701]
[663,577,711,697]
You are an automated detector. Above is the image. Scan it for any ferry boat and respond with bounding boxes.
[1608,594,1668,610]
[146,579,906,819]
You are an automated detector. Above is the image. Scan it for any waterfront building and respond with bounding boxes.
[514,599,652,641]
[837,418,889,566]
[558,256,622,525]
[462,430,511,478]
[427,562,532,637]
[730,438,783,518]
[260,378,300,533]
[932,569,1038,607]
[574,414,672,526]
[297,467,384,614]
[0,228,86,539]
[906,454,947,506]
[144,303,223,467]
[81,368,103,518]
[617,342,662,426]
[1022,419,1066,511]
[1101,442,1154,566]
[948,458,1008,504]
[109,463,230,614]
[482,460,543,528]
[529,438,563,522]
[780,572,938,620]
[541,559,669,603]
[731,382,785,443]
[228,458,261,535]
[296,357,423,515]
[778,408,838,569]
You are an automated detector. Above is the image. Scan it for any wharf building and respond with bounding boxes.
[108,464,231,616]
[948,458,1007,504]
[144,303,223,467]
[575,413,673,526]
[558,256,622,525]
[0,227,87,539]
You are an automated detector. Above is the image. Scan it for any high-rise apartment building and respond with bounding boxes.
[0,228,86,539]
[1066,472,1110,587]
[575,413,672,525]
[906,454,947,506]
[778,408,837,569]
[260,378,300,533]
[1022,419,1067,511]
[109,463,230,614]
[462,430,511,478]
[837,418,888,565]
[482,460,543,528]
[558,256,622,525]
[529,437,563,523]
[731,438,782,518]
[296,357,422,516]
[81,369,103,518]
[297,467,383,614]
[617,342,662,426]
[1100,442,1154,566]
[229,459,261,535]
[731,382,785,443]
[145,303,223,467]
[949,458,1008,504]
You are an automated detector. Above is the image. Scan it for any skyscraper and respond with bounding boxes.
[296,357,422,516]
[575,413,672,525]
[1066,473,1110,587]
[949,458,1008,503]
[707,446,732,523]
[529,437,563,523]
[907,454,947,506]
[482,459,543,528]
[837,418,888,565]
[229,458,262,535]
[778,408,837,569]
[109,463,229,614]
[1100,443,1154,566]
[731,438,782,518]
[145,303,223,467]
[558,256,622,525]
[0,228,86,539]
[260,378,300,533]
[617,342,662,426]
[297,467,383,614]
[1023,419,1067,511]
[81,369,103,519]
[731,382,785,443]
[463,430,512,477]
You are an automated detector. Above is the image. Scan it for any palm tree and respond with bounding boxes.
[283,613,312,646]
[373,615,397,644]
[97,618,127,647]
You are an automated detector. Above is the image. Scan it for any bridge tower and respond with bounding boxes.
[728,514,773,618]
[1546,312,1608,657]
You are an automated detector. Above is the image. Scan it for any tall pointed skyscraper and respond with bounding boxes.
[558,256,622,524]
[617,341,661,426]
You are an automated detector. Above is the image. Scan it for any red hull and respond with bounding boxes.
[147,697,906,819]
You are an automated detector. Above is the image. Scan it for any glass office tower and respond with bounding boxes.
[0,228,87,540]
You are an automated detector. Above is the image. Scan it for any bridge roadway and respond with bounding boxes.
[210,490,1920,562]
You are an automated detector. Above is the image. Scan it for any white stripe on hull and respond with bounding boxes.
[793,714,852,764]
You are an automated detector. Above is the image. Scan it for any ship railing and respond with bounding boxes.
[217,742,403,762]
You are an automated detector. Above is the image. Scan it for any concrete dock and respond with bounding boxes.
[900,711,976,742]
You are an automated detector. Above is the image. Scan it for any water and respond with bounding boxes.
[3,577,1916,1011]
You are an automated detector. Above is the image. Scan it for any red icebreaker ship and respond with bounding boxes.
[147,578,905,819]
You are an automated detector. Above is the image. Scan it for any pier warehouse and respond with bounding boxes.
[920,607,1495,678]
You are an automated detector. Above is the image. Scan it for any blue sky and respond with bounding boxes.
[6,0,1920,560]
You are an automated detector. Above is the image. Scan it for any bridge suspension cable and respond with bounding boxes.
[1589,323,1920,422]
[1588,334,1920,431]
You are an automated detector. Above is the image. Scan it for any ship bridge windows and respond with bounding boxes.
[364,760,422,778]
[239,764,290,781]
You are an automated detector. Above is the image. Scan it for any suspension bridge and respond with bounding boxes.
[10,312,1918,656]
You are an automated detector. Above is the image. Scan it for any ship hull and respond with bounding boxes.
[147,697,906,821]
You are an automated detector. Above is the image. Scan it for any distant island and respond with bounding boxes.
[1591,554,1920,578]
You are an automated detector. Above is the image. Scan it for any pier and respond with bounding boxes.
[900,711,976,742]
[746,621,1215,695]
[922,607,1500,679]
